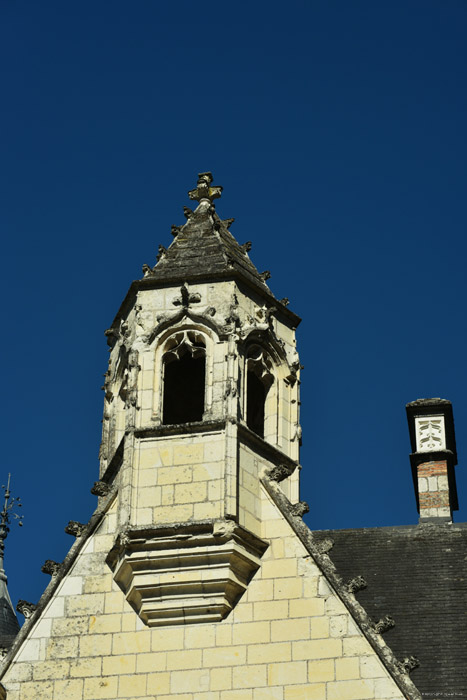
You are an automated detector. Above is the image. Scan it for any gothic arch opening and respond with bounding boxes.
[246,344,274,438]
[162,331,206,425]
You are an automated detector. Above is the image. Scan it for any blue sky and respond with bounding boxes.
[2,1,467,608]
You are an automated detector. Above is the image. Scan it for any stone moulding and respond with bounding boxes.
[106,521,268,627]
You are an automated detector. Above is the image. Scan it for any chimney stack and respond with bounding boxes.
[406,398,459,523]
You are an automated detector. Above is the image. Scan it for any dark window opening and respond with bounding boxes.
[246,370,266,437]
[163,353,205,424]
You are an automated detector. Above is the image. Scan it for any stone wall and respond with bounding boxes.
[2,492,405,700]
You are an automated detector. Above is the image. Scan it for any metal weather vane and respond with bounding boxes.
[0,474,23,559]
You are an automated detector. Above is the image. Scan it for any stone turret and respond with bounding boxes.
[100,173,303,626]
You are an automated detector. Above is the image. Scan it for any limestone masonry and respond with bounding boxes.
[0,174,464,699]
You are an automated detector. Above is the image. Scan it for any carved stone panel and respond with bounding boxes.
[415,415,446,452]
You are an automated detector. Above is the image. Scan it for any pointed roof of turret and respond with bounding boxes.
[111,172,300,328]
[143,172,274,294]
[0,476,21,652]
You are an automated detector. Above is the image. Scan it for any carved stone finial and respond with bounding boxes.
[260,271,271,282]
[183,206,193,219]
[156,245,167,262]
[267,465,292,482]
[290,501,309,518]
[347,576,367,594]
[224,218,235,229]
[280,297,290,306]
[173,283,201,308]
[373,615,395,634]
[65,521,86,537]
[188,172,223,204]
[241,241,252,253]
[91,481,110,497]
[16,600,37,619]
[142,263,155,278]
[315,538,334,554]
[41,560,61,577]
[171,224,182,237]
[399,656,420,674]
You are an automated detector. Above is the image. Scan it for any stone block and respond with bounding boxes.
[157,465,193,485]
[21,681,54,700]
[327,679,375,699]
[136,651,167,673]
[66,593,105,617]
[271,618,309,642]
[329,614,347,637]
[273,577,302,600]
[171,669,211,694]
[173,443,204,465]
[53,679,83,700]
[308,658,334,681]
[293,638,342,660]
[70,656,102,677]
[360,655,384,678]
[102,654,136,675]
[232,664,267,688]
[83,676,119,699]
[88,613,121,634]
[46,635,79,660]
[268,660,307,686]
[32,660,70,681]
[285,684,326,700]
[185,626,216,649]
[203,645,247,667]
[253,600,288,621]
[247,642,291,664]
[146,672,171,695]
[58,576,84,596]
[119,674,148,697]
[112,630,152,654]
[210,667,232,690]
[152,627,185,651]
[79,633,112,657]
[84,574,113,594]
[167,650,203,670]
[232,621,270,645]
[336,657,360,680]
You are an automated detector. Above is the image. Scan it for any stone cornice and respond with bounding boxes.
[109,270,301,333]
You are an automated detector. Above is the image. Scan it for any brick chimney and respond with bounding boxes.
[406,398,459,523]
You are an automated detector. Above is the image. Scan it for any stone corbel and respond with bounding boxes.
[16,600,37,619]
[91,481,110,497]
[373,615,395,634]
[41,560,61,577]
[289,501,310,518]
[65,521,87,537]
[347,576,367,594]
[399,656,420,674]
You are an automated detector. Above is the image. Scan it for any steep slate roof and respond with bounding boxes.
[111,173,300,331]
[151,209,273,295]
[314,523,467,696]
[0,564,20,651]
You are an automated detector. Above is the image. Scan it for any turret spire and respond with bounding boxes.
[0,475,21,654]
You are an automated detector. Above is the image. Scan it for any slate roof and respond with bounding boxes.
[0,574,20,651]
[314,522,467,696]
[151,209,272,294]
